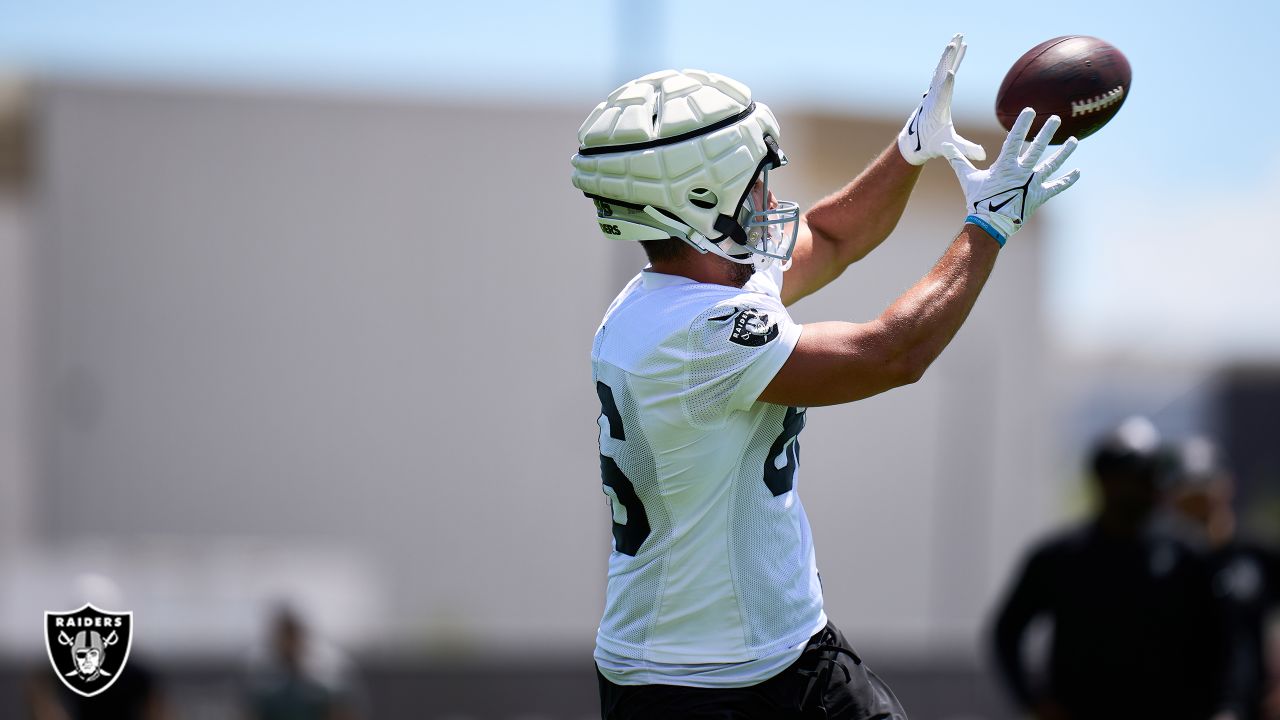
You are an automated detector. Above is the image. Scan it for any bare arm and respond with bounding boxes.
[781,33,987,307]
[780,143,922,306]
[761,106,1082,408]
[760,223,998,407]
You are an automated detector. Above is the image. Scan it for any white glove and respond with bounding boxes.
[942,107,1081,246]
[898,33,986,166]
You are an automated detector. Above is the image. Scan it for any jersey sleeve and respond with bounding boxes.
[680,293,802,426]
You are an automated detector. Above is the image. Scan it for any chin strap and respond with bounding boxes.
[641,206,704,253]
[642,206,762,266]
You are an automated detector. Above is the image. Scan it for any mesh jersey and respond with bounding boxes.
[591,265,826,688]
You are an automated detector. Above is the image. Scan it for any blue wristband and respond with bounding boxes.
[965,215,1006,247]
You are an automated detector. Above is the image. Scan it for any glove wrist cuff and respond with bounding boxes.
[965,214,1009,247]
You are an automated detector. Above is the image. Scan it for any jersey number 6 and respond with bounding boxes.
[596,383,806,555]
[597,382,651,556]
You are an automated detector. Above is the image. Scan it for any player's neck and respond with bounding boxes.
[647,253,750,288]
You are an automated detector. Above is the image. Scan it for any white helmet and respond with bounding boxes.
[570,69,800,268]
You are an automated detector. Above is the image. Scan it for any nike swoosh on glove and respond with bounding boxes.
[943,107,1081,246]
[898,33,986,166]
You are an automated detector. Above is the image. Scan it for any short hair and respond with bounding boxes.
[639,237,688,263]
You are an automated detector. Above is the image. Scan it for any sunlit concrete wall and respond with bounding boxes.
[0,74,35,559]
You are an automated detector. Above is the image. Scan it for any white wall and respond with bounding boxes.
[0,187,35,555]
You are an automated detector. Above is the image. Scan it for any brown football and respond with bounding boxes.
[995,36,1131,144]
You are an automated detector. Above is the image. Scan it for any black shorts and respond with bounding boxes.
[597,621,907,720]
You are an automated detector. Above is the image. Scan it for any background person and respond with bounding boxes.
[1168,436,1280,720]
[242,605,363,720]
[991,416,1227,720]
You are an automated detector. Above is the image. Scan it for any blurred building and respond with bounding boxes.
[0,76,1051,656]
[0,71,33,555]
[2,74,1272,718]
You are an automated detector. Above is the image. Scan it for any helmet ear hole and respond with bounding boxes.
[688,188,718,209]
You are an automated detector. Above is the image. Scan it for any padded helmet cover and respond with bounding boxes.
[570,70,785,246]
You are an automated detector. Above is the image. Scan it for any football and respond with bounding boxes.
[995,36,1131,144]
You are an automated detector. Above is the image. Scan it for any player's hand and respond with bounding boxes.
[942,107,1080,246]
[898,33,986,166]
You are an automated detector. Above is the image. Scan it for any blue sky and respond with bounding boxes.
[2,0,1277,360]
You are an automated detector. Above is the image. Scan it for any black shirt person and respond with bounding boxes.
[1168,436,1280,720]
[991,417,1226,720]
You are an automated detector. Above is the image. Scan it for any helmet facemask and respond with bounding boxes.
[729,161,800,270]
[696,136,799,271]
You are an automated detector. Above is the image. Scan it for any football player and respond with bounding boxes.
[571,35,1079,719]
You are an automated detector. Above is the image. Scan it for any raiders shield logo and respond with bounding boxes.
[729,308,779,347]
[44,604,133,697]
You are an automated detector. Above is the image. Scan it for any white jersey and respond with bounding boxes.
[591,265,826,688]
